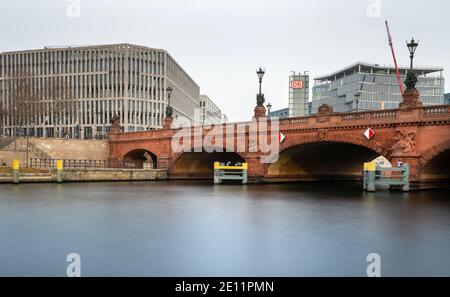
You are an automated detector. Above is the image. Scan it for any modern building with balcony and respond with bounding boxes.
[311,62,445,114]
[0,44,200,139]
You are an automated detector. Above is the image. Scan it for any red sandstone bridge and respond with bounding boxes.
[108,93,450,188]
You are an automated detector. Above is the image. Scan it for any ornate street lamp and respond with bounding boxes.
[256,67,265,106]
[407,38,419,70]
[165,86,173,117]
[404,38,419,91]
[267,102,272,116]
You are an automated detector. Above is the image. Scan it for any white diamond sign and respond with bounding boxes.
[279,132,286,143]
[364,128,375,140]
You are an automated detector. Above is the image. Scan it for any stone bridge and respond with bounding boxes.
[109,96,450,188]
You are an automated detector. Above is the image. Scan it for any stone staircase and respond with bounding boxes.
[0,137,52,162]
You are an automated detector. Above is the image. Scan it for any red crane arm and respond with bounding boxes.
[385,21,405,95]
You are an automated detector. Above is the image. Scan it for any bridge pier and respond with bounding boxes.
[245,155,268,182]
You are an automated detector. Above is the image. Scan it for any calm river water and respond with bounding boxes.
[0,181,449,276]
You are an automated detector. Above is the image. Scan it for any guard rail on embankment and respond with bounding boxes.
[0,160,167,184]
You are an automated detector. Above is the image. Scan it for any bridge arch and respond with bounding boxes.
[266,137,386,181]
[123,149,158,169]
[172,148,246,178]
[419,139,450,185]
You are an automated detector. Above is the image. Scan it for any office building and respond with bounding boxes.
[445,93,450,105]
[199,94,222,125]
[221,114,229,124]
[289,72,309,117]
[269,107,289,119]
[311,62,445,113]
[0,44,200,139]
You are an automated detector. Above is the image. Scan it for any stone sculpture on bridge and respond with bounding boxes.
[110,114,122,134]
[391,130,418,156]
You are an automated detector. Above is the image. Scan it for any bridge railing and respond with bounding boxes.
[280,104,450,126]
[423,105,449,117]
[280,109,399,125]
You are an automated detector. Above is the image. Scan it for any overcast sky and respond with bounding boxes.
[1,0,448,121]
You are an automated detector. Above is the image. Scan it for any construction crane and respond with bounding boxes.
[385,21,405,95]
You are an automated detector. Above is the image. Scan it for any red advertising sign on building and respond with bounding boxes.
[290,80,304,89]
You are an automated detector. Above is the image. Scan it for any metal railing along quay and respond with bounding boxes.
[29,158,147,170]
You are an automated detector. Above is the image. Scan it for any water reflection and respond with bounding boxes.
[0,181,449,276]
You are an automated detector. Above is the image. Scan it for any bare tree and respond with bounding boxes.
[48,75,71,138]
[6,69,37,137]
[0,99,5,137]
[3,65,72,138]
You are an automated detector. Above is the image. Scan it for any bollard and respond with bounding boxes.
[402,163,410,192]
[363,167,367,190]
[363,162,376,192]
[12,159,20,184]
[213,162,221,184]
[242,163,248,184]
[56,160,64,183]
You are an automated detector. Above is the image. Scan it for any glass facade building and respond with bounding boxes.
[0,44,200,139]
[269,107,289,119]
[312,62,445,114]
[445,93,450,105]
[289,72,309,117]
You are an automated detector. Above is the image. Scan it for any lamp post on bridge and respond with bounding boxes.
[163,86,174,129]
[253,67,267,119]
[400,37,422,108]
[407,38,419,71]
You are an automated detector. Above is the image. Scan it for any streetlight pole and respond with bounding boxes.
[267,102,272,116]
[165,86,173,117]
[256,67,265,107]
[407,38,419,70]
[400,36,422,109]
[163,86,174,129]
[404,38,419,91]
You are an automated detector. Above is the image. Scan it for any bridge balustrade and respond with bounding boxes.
[424,106,449,117]
[341,113,366,121]
[371,111,397,119]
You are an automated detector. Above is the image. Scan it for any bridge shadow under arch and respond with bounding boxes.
[123,149,157,169]
[266,141,381,182]
[172,149,245,179]
[420,145,450,188]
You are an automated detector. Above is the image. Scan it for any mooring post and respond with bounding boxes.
[402,163,410,192]
[213,162,221,184]
[12,159,20,184]
[363,168,367,190]
[367,170,376,192]
[242,163,248,184]
[363,162,376,192]
[56,160,64,183]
